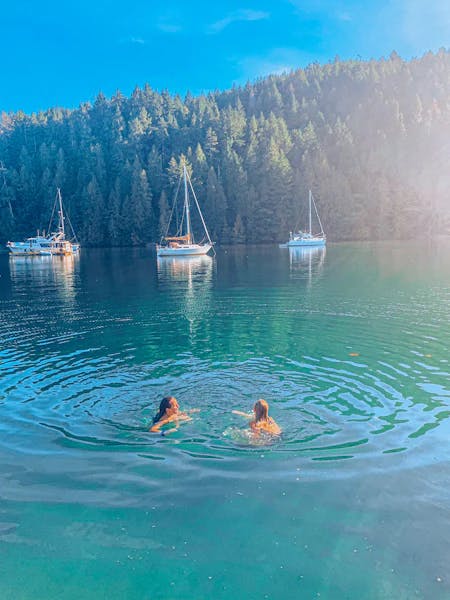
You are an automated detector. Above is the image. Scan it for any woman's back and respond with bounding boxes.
[251,416,281,435]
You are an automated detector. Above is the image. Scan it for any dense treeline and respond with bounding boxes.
[0,50,449,246]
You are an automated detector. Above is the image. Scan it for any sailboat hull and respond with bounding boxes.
[287,237,326,247]
[156,244,212,257]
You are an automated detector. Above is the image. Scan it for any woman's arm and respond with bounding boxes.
[149,415,173,432]
[178,413,192,422]
[150,413,191,433]
[232,410,253,418]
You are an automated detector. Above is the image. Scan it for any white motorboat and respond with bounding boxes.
[6,235,53,256]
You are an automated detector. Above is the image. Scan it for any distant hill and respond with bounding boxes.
[1,50,449,245]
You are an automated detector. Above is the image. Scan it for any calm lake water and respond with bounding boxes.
[0,242,449,599]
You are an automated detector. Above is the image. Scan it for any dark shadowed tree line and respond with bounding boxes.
[0,50,449,246]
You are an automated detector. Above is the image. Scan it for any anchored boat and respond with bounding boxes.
[287,190,326,247]
[6,235,53,256]
[7,188,80,257]
[157,165,214,258]
[48,189,80,256]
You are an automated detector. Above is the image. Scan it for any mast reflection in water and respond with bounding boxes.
[288,245,326,287]
[157,254,214,341]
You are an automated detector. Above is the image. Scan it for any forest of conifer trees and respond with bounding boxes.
[0,50,449,246]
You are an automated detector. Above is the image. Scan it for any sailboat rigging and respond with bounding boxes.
[48,188,80,255]
[157,164,214,257]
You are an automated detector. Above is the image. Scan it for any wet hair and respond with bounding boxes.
[254,399,269,422]
[153,396,178,424]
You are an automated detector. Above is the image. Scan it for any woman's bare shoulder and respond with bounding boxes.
[269,422,282,434]
[262,419,282,434]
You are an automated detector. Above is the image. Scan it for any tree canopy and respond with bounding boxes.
[1,50,449,245]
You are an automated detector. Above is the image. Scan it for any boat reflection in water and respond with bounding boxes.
[157,255,214,339]
[288,245,326,288]
[157,254,213,285]
[9,254,78,303]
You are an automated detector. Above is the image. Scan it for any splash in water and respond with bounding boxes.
[223,426,280,446]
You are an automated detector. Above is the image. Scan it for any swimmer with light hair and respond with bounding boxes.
[233,399,281,436]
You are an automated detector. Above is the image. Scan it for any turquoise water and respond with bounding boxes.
[0,242,449,599]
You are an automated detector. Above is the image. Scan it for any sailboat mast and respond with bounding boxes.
[183,165,191,241]
[309,190,312,235]
[57,188,65,236]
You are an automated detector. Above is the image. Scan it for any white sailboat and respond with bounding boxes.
[157,164,214,257]
[49,188,80,256]
[287,190,326,247]
[6,188,80,256]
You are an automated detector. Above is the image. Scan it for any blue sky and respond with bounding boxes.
[1,0,449,113]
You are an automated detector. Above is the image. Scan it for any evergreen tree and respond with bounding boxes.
[158,190,170,239]
[129,159,152,244]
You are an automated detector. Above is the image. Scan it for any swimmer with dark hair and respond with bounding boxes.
[233,399,281,436]
[150,396,198,433]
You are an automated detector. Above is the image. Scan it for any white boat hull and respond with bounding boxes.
[8,249,52,256]
[287,238,326,247]
[7,241,52,256]
[157,244,212,257]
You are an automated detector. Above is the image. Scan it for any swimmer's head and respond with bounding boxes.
[254,399,269,422]
[153,396,179,423]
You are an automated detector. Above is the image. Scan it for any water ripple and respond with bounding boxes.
[0,244,449,494]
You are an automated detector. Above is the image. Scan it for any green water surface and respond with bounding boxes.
[0,242,449,599]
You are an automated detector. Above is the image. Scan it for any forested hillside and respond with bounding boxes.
[0,50,449,245]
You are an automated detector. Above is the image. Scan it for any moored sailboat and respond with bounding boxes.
[287,190,326,247]
[49,188,80,256]
[157,164,214,257]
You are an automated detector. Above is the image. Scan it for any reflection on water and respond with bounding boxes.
[8,254,78,303]
[0,243,449,481]
[288,246,326,286]
[288,245,326,267]
[0,243,450,599]
[157,255,214,340]
[157,254,213,285]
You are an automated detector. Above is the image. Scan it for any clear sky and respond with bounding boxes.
[1,0,449,113]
